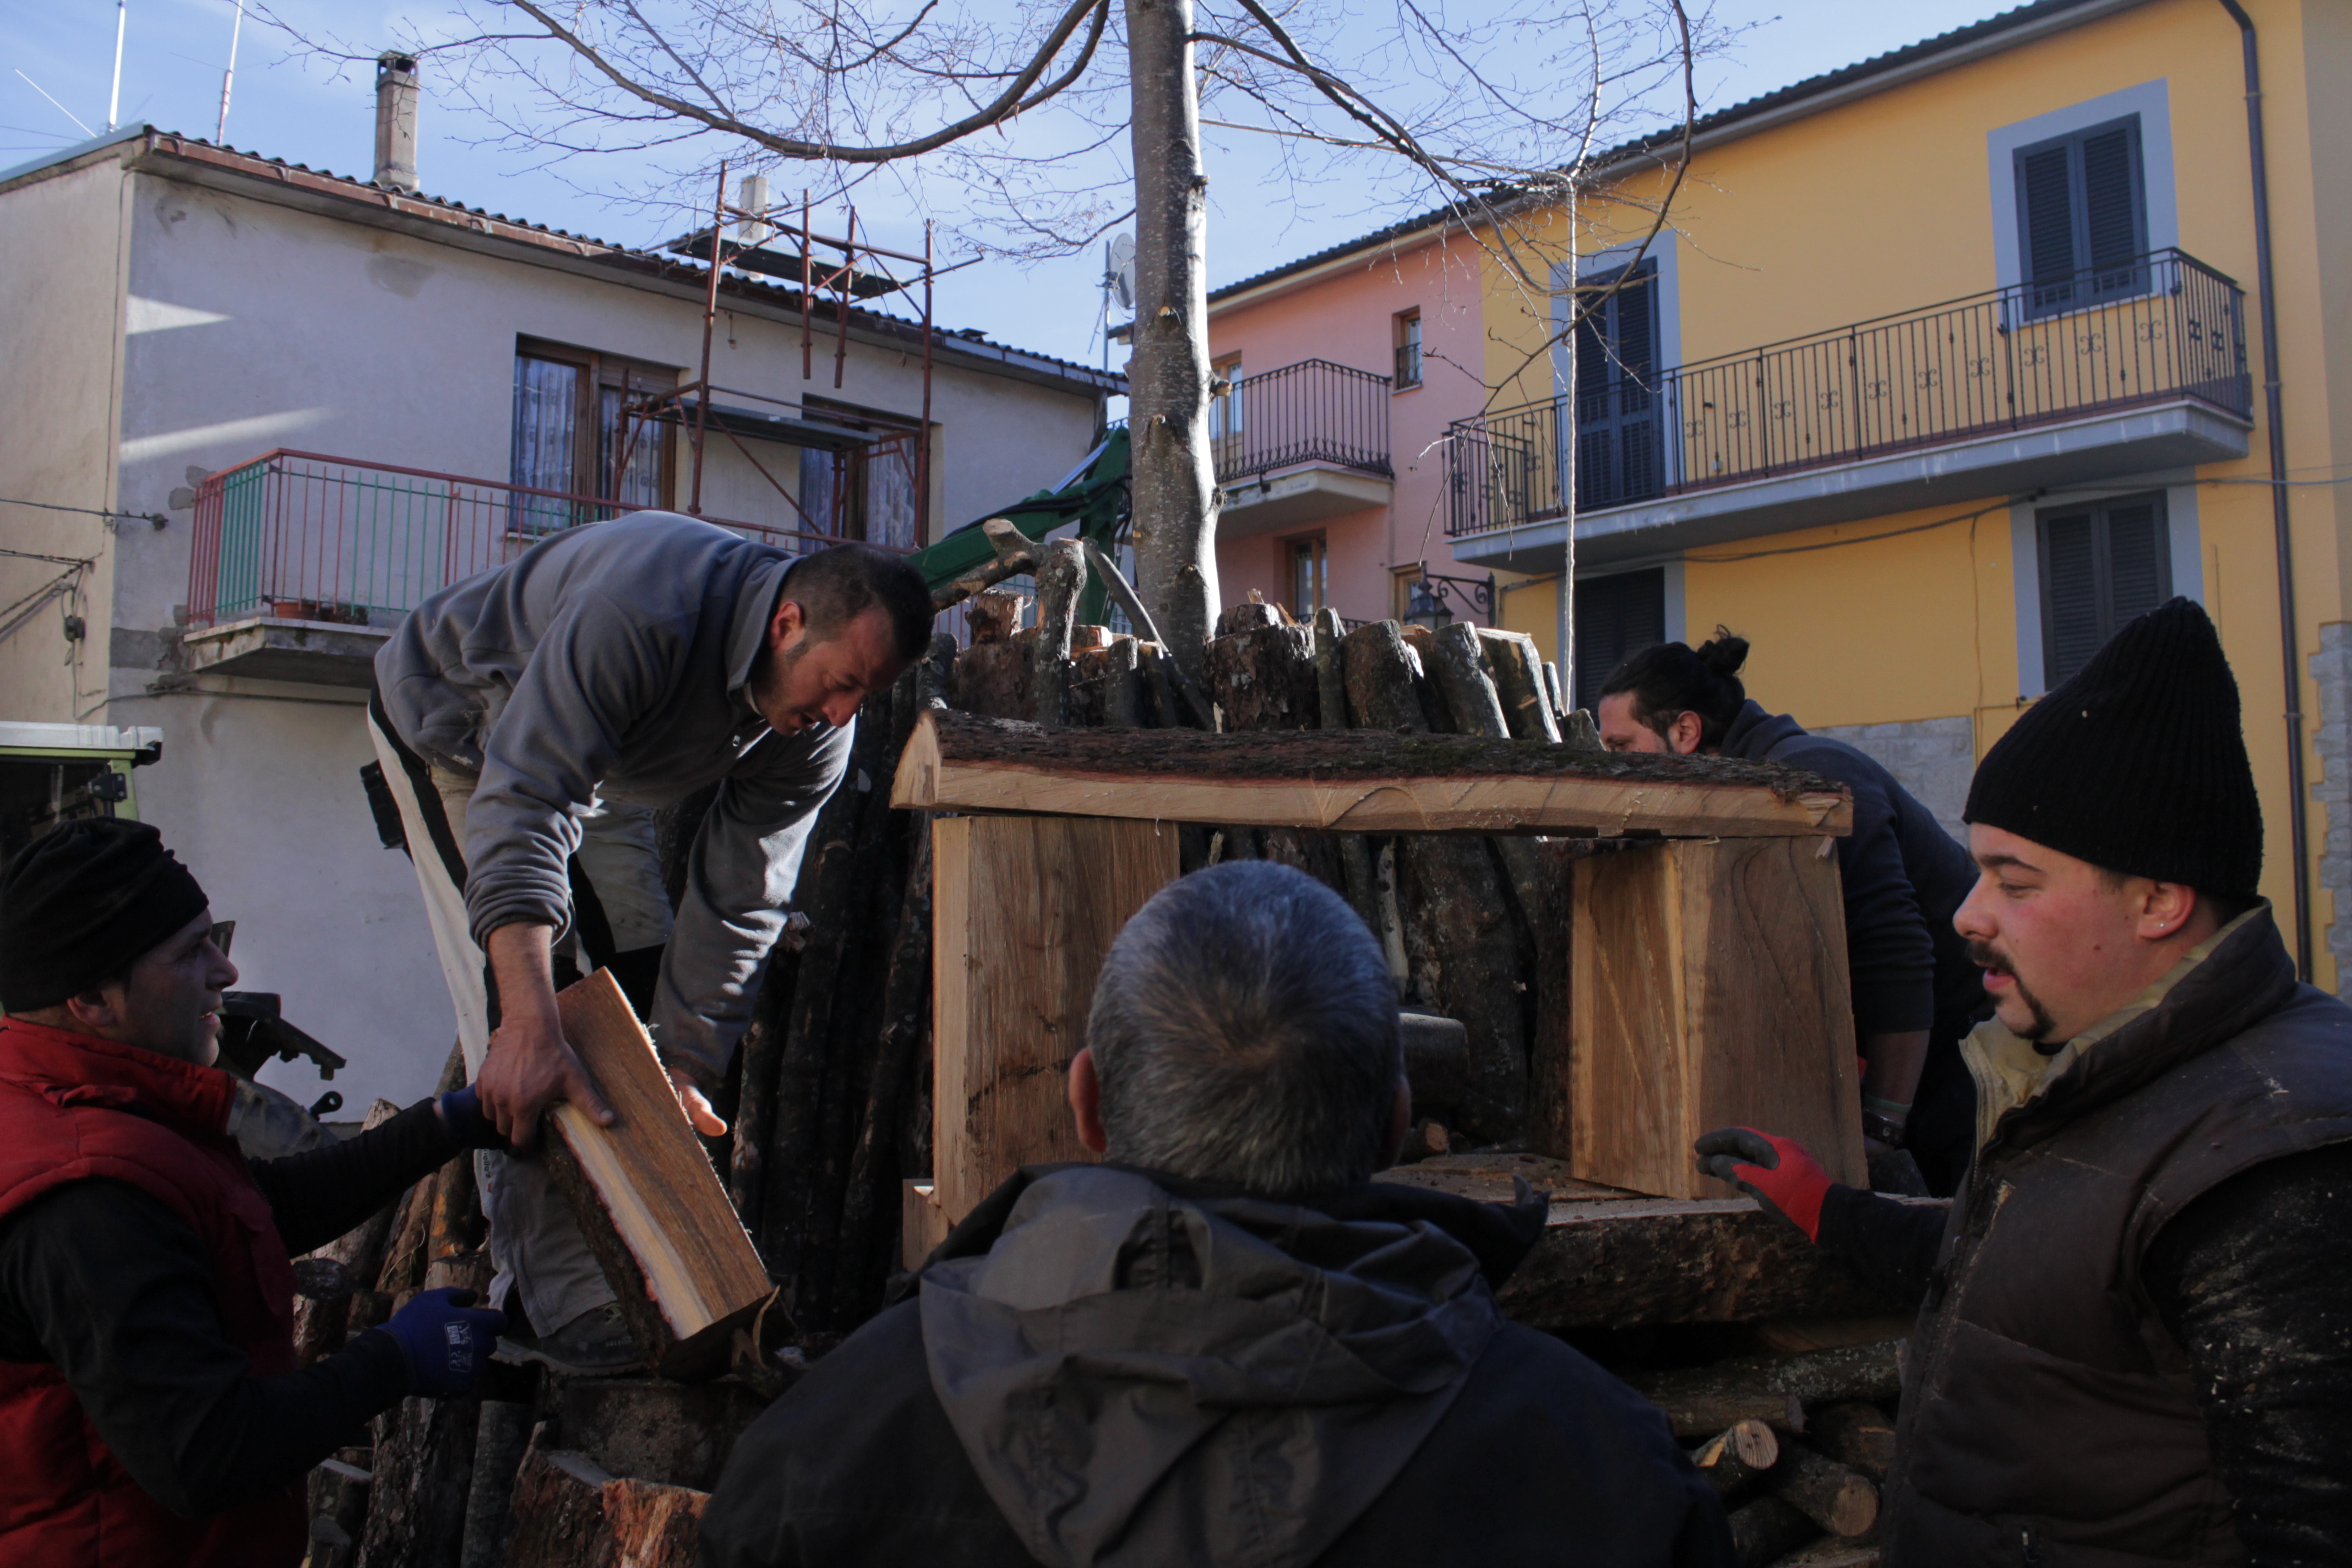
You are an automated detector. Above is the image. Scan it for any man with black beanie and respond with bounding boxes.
[0,818,510,1567]
[1689,598,2352,1567]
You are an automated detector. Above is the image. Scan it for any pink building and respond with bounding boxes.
[1183,216,1498,628]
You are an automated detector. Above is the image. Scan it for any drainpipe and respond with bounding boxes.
[2216,0,2309,978]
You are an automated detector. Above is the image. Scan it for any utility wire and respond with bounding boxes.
[0,496,169,529]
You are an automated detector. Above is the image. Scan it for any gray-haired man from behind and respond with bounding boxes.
[701,859,1733,1568]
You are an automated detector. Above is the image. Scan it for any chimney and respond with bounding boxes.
[735,173,774,250]
[373,51,420,191]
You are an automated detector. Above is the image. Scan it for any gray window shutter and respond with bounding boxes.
[2081,124,2142,275]
[2040,493,2171,687]
[2019,144,2078,293]
[1572,567,1665,714]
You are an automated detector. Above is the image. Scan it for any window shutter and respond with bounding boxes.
[1572,567,1665,714]
[2039,493,2171,687]
[1615,274,1656,412]
[2103,500,2168,621]
[2018,145,2077,289]
[2042,513,2102,685]
[2080,124,2141,275]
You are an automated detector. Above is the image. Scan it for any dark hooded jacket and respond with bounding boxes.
[701,1164,1731,1568]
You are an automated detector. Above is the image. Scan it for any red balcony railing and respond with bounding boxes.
[186,450,876,630]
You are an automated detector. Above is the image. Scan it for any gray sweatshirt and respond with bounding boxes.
[374,513,852,1081]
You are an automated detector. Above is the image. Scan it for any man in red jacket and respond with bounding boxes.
[0,818,508,1567]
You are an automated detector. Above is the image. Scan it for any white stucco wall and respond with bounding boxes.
[1,148,1105,1110]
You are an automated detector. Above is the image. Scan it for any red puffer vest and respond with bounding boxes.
[0,1018,304,1568]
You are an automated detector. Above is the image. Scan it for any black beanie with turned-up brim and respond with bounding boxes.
[0,819,211,1014]
[1964,597,2263,896]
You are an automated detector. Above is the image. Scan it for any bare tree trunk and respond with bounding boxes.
[1125,0,1219,679]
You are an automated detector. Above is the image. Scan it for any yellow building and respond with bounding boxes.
[1428,0,2352,991]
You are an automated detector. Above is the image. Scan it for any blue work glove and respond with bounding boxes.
[378,1287,507,1397]
[436,1085,508,1152]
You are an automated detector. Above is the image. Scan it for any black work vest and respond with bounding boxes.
[1883,909,2352,1567]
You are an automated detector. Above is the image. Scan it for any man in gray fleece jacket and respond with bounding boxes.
[367,515,928,1363]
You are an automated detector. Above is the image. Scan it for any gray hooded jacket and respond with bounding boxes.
[919,1166,1500,1568]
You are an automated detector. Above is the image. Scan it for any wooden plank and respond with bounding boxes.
[932,815,1181,1222]
[1566,839,1866,1199]
[901,1179,951,1271]
[893,710,1853,839]
[545,970,773,1380]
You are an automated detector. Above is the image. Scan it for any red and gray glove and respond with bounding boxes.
[1694,1127,1831,1241]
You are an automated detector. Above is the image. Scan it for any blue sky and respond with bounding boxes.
[5,1,2010,367]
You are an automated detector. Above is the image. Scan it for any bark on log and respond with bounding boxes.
[295,1098,405,1365]
[1031,540,1086,728]
[1340,622,1426,732]
[1628,1342,1904,1439]
[1730,1497,1820,1568]
[1218,599,1285,634]
[966,590,1025,645]
[1807,1402,1897,1484]
[1427,622,1510,738]
[355,1391,478,1568]
[1398,625,1457,732]
[1524,839,1582,1171]
[1070,636,1142,728]
[1477,628,1561,743]
[948,638,1030,720]
[307,1455,371,1568]
[458,1400,532,1568]
[1692,1418,1782,1500]
[503,1441,707,1568]
[830,816,934,1324]
[1313,611,1383,938]
[1768,1442,1880,1538]
[551,1376,774,1491]
[1205,625,1319,731]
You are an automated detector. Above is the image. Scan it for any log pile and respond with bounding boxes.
[298,576,1912,1560]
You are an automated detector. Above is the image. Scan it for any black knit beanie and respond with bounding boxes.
[1965,597,2261,894]
[0,819,211,1013]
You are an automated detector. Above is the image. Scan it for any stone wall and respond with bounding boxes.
[1814,715,1976,846]
[2311,624,2352,999]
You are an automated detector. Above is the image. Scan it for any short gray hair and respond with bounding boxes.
[1085,860,1401,1194]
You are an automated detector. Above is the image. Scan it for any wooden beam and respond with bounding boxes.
[1385,1155,1934,1328]
[892,710,1852,838]
[1566,839,1868,1199]
[931,815,1182,1222]
[544,970,773,1380]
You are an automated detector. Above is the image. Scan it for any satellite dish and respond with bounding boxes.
[1107,233,1136,311]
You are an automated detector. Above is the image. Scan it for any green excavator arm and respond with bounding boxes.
[910,426,1130,625]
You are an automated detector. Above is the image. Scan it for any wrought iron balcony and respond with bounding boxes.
[182,450,864,685]
[1445,249,2252,547]
[1212,358,1393,485]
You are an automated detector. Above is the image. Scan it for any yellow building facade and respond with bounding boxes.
[1451,0,2352,992]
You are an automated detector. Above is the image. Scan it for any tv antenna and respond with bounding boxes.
[216,0,245,143]
[107,1,126,132]
[1101,232,1134,370]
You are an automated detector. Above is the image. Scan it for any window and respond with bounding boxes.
[1210,354,1245,473]
[2038,492,2169,687]
[798,397,926,547]
[1289,537,1327,619]
[1572,567,1664,715]
[1393,311,1423,389]
[1574,261,1662,508]
[510,340,677,532]
[2014,115,2148,315]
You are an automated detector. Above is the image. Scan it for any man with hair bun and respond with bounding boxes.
[1695,598,2352,1564]
[370,518,929,1367]
[1596,630,1984,1192]
[702,859,1732,1568]
[0,818,509,1566]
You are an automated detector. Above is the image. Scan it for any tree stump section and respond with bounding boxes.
[1627,1342,1904,1439]
[503,1442,706,1568]
[931,814,1182,1222]
[1566,838,1866,1198]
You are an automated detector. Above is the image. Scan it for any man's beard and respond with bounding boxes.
[1967,938,2059,1041]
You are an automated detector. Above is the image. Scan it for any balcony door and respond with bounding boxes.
[1574,260,1662,509]
[1572,567,1665,715]
[511,339,677,532]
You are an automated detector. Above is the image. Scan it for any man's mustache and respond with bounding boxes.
[1967,939,2012,974]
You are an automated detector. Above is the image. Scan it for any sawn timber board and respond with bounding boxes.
[544,970,772,1380]
[893,709,1852,839]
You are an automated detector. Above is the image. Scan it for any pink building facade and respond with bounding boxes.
[1199,221,1495,628]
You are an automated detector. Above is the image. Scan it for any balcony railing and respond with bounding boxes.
[1445,249,2251,537]
[1212,358,1393,486]
[186,450,867,630]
